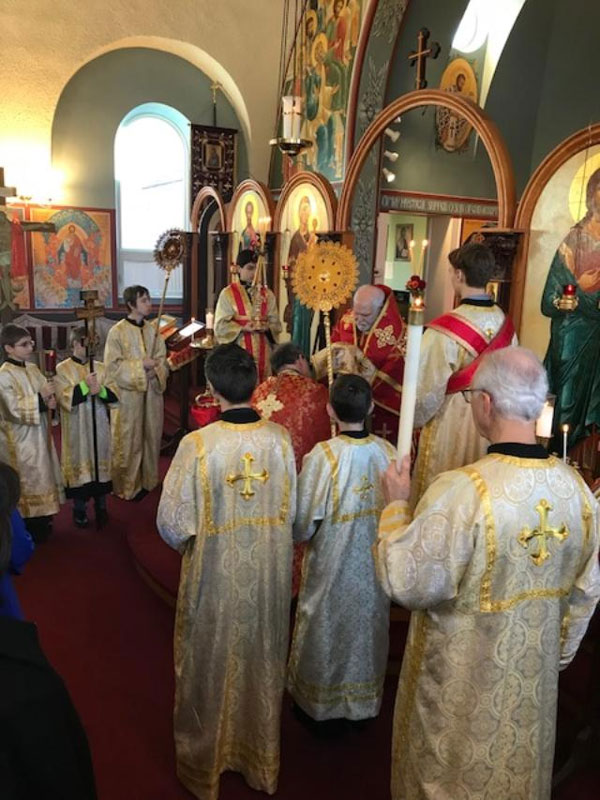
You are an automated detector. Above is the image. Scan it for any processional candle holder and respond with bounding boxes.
[553,283,578,312]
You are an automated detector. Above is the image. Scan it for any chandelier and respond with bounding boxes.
[269,0,312,158]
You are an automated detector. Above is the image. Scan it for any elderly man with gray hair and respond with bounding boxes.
[312,284,405,442]
[376,346,600,800]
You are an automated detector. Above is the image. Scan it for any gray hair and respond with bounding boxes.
[472,346,548,422]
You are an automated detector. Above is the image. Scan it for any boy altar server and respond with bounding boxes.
[157,343,296,800]
[103,284,168,500]
[287,374,395,724]
[0,324,63,541]
[55,327,118,527]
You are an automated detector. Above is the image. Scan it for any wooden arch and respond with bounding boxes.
[226,179,275,232]
[273,171,338,232]
[337,88,516,231]
[190,185,227,231]
[511,123,600,331]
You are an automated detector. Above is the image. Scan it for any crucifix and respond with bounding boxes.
[76,289,105,489]
[408,28,441,90]
[518,499,569,566]
[0,166,56,323]
[226,452,269,500]
[211,81,222,127]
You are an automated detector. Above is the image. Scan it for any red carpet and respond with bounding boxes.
[14,454,599,799]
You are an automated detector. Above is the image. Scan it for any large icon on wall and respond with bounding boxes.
[271,0,365,187]
[29,206,116,309]
[230,189,269,254]
[435,57,478,154]
[278,182,331,354]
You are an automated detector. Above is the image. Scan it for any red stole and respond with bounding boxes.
[229,281,269,382]
[427,310,515,394]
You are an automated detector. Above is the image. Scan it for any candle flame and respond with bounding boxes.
[409,240,415,248]
[422,239,429,248]
[561,424,569,433]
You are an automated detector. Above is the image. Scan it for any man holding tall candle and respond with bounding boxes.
[411,242,516,503]
[377,346,600,800]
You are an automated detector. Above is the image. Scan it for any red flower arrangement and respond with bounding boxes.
[406,275,427,292]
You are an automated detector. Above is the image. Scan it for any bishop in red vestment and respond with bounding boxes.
[314,284,405,442]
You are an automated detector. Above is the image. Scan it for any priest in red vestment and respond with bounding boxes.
[252,341,330,595]
[313,284,405,442]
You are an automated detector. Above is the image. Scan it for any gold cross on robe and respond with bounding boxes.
[374,325,398,348]
[353,475,374,501]
[518,499,569,566]
[256,393,283,420]
[226,452,269,500]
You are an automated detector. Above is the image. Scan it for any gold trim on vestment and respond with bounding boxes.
[321,439,382,523]
[375,368,403,393]
[391,612,428,797]
[287,669,385,706]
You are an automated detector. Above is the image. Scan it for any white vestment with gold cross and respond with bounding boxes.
[157,418,296,800]
[376,453,600,800]
[412,303,516,505]
[288,433,396,720]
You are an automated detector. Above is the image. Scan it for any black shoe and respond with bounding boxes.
[132,489,149,502]
[73,510,89,528]
[95,507,109,527]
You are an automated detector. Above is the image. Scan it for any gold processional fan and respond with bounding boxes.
[293,240,358,433]
[151,228,187,355]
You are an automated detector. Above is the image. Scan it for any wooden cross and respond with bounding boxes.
[408,28,441,90]
[518,499,569,566]
[76,290,105,360]
[353,475,374,501]
[226,452,269,500]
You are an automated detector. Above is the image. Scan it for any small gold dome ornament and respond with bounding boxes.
[154,228,186,272]
[292,240,358,312]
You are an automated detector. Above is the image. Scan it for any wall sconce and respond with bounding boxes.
[384,127,400,143]
[384,150,399,162]
[382,168,396,183]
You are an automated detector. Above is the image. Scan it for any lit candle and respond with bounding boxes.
[417,239,429,278]
[409,240,415,261]
[397,294,425,457]
[562,423,569,463]
[535,397,555,439]
[205,310,215,330]
[44,349,57,376]
[563,284,576,296]
[190,316,196,342]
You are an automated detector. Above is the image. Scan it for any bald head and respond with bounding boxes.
[353,285,385,332]
[472,346,548,422]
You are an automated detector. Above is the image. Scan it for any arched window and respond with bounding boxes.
[115,103,189,301]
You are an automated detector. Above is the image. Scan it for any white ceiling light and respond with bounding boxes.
[384,127,400,143]
[452,0,489,54]
[384,150,399,162]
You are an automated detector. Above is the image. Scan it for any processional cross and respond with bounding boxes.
[518,499,569,566]
[408,28,441,90]
[226,452,269,500]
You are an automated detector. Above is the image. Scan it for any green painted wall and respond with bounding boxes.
[52,48,249,209]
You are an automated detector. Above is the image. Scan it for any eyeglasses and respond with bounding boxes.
[461,389,486,404]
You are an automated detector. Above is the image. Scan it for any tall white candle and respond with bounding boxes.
[562,424,569,463]
[397,296,425,458]
[205,311,215,330]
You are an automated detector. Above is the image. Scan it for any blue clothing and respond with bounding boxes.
[0,509,34,619]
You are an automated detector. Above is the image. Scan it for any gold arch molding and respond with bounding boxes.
[337,88,516,231]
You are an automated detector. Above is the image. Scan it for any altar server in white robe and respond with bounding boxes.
[412,242,517,505]
[377,347,600,800]
[288,374,395,722]
[157,344,296,800]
